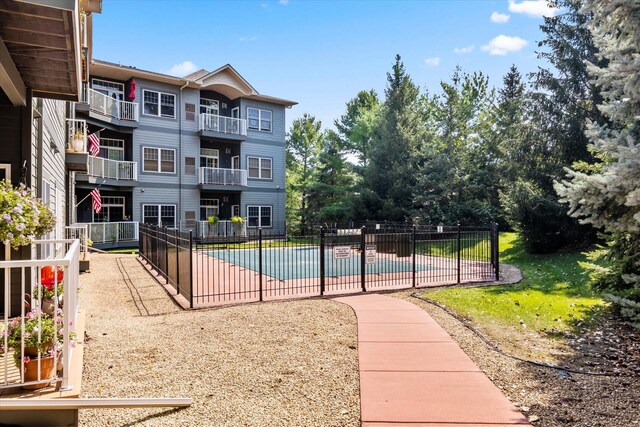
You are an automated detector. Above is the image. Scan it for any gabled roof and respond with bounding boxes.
[91,59,297,107]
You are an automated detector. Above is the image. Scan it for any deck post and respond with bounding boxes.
[319,227,325,296]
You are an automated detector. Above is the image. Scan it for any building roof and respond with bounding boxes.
[91,59,297,107]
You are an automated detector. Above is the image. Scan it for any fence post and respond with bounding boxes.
[360,226,366,293]
[175,228,180,295]
[412,225,417,288]
[456,223,461,284]
[164,226,169,284]
[258,227,263,302]
[319,227,325,296]
[189,230,194,309]
[139,223,143,259]
[494,222,500,281]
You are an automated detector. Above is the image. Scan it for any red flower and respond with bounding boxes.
[41,266,63,289]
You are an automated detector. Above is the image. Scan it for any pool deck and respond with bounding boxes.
[334,294,531,426]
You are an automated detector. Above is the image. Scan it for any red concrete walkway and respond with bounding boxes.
[334,294,531,427]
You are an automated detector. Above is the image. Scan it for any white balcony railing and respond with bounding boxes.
[1,239,81,391]
[88,157,138,181]
[83,85,139,122]
[199,113,247,136]
[66,118,87,153]
[196,220,247,239]
[199,167,247,187]
[76,222,139,244]
[65,224,89,252]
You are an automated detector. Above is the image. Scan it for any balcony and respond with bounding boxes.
[0,239,80,391]
[79,85,139,126]
[76,222,139,245]
[65,119,89,172]
[199,113,247,141]
[88,156,138,183]
[199,167,247,189]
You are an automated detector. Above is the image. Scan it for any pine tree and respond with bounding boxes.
[335,90,380,169]
[363,55,423,221]
[555,0,640,324]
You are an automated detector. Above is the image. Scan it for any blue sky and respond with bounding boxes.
[93,0,558,131]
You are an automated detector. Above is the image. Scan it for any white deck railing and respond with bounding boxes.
[88,157,138,181]
[84,86,139,122]
[65,225,89,252]
[199,113,247,136]
[1,239,80,391]
[66,119,87,153]
[196,220,247,239]
[76,222,139,244]
[199,167,247,186]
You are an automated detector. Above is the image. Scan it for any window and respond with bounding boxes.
[200,199,219,220]
[247,206,272,228]
[247,108,272,131]
[200,148,219,168]
[232,205,240,217]
[247,156,272,179]
[142,89,175,118]
[200,98,219,115]
[143,204,176,228]
[92,78,124,101]
[99,138,125,161]
[185,103,196,121]
[93,196,125,223]
[185,157,196,175]
[143,147,175,173]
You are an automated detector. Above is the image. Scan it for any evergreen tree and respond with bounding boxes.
[307,130,354,223]
[335,90,380,169]
[285,114,323,232]
[555,0,640,324]
[363,55,423,221]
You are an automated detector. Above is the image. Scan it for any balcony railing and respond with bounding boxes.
[196,220,247,239]
[1,239,81,391]
[199,167,247,187]
[65,224,89,252]
[88,156,138,181]
[76,221,139,244]
[66,118,87,153]
[199,113,247,136]
[83,85,139,122]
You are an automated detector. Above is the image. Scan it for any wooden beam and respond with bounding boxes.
[0,398,193,410]
[0,36,26,106]
[13,57,70,72]
[0,1,63,20]
[1,30,68,51]
[0,12,68,36]
[11,49,70,62]
[21,71,71,84]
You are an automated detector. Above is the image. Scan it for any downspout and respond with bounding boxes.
[178,80,188,229]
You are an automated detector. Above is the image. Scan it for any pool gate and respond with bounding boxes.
[139,223,500,308]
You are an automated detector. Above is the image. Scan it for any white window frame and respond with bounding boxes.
[142,89,176,118]
[247,156,272,180]
[92,196,126,223]
[142,204,176,228]
[247,107,272,131]
[100,138,125,161]
[91,78,124,100]
[200,98,219,115]
[231,205,240,217]
[200,148,219,169]
[231,155,240,170]
[143,147,176,174]
[246,205,272,228]
[200,199,220,220]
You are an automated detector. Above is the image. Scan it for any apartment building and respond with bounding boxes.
[70,60,296,248]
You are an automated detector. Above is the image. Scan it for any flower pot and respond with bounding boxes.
[22,355,56,389]
[42,298,56,316]
[71,138,84,152]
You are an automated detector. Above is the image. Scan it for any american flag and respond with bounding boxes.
[88,132,100,156]
[90,188,102,213]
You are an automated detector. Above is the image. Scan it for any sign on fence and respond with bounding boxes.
[365,245,376,264]
[334,246,352,259]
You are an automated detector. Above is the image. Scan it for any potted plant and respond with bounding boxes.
[231,216,245,236]
[207,215,219,237]
[2,309,59,389]
[70,127,85,152]
[35,266,64,316]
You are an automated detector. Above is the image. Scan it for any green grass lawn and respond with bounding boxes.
[422,232,606,337]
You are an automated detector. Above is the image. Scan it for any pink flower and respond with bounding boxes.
[22,356,30,364]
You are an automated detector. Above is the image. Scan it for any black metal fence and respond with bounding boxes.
[139,222,499,308]
[139,223,193,306]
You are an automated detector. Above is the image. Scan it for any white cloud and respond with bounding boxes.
[279,0,289,4]
[167,60,199,77]
[508,0,559,17]
[424,57,441,67]
[239,36,257,42]
[481,35,528,56]
[454,45,475,54]
[490,12,510,23]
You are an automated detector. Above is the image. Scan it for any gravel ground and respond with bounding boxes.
[392,290,640,427]
[78,254,359,426]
